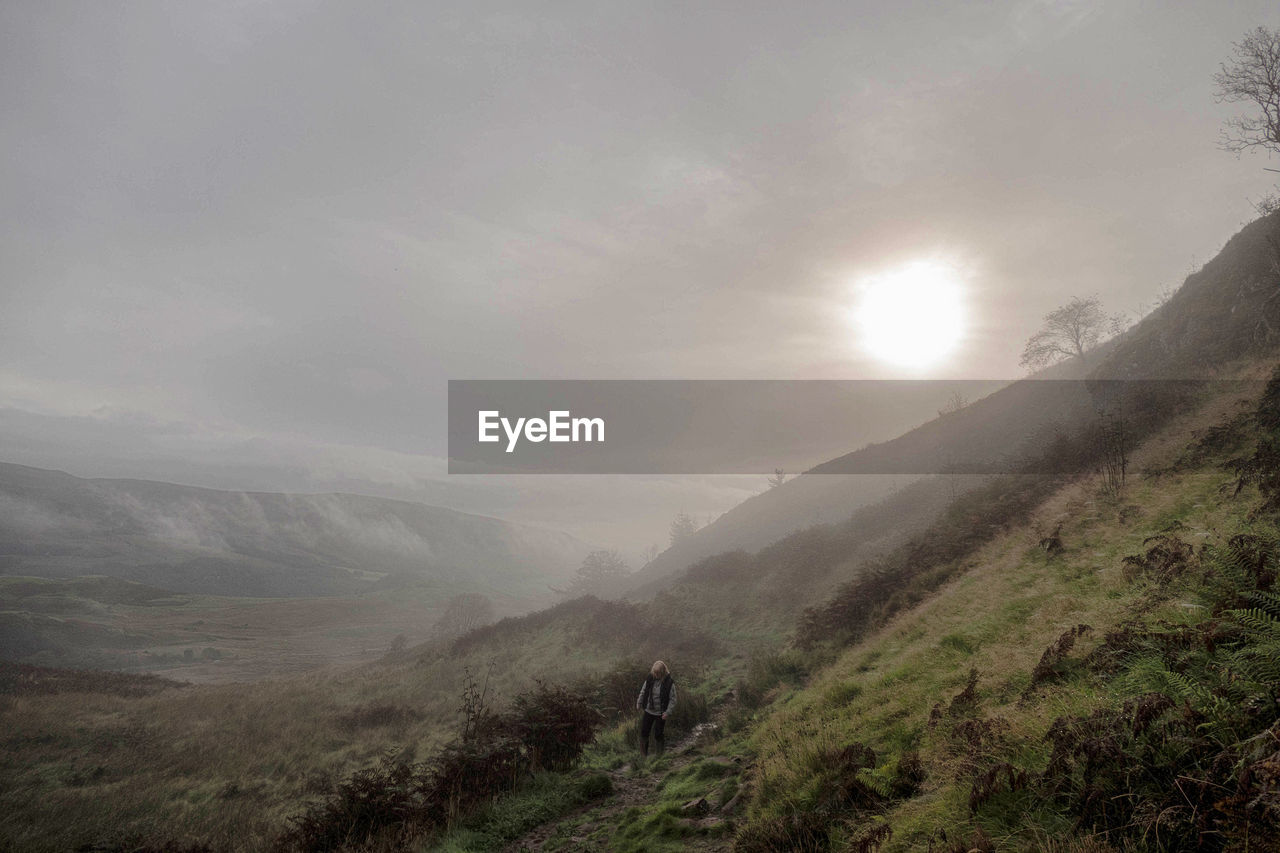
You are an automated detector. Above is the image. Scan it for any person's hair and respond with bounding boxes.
[651,660,669,678]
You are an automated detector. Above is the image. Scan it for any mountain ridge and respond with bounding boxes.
[0,461,592,600]
[626,211,1280,594]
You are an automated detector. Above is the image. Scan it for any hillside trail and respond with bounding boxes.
[502,714,737,852]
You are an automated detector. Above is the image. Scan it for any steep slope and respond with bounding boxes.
[629,476,973,642]
[629,211,1280,594]
[734,364,1280,852]
[0,463,591,599]
[625,473,915,594]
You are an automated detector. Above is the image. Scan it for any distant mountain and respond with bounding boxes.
[0,463,592,599]
[628,210,1280,593]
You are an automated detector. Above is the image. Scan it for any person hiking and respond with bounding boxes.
[635,660,676,757]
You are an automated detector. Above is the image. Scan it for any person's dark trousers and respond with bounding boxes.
[640,712,665,756]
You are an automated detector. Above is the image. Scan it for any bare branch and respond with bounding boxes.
[1020,296,1109,370]
[1214,26,1280,155]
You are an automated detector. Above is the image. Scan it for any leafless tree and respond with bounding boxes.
[1214,26,1280,155]
[1216,27,1280,219]
[1019,296,1108,369]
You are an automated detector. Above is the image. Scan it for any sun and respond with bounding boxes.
[852,259,966,370]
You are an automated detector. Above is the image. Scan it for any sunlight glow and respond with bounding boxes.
[852,259,966,369]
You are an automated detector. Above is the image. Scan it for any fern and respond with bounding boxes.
[1021,372,1280,850]
[1228,607,1280,636]
[1243,587,1280,616]
[1206,544,1257,605]
[854,766,894,800]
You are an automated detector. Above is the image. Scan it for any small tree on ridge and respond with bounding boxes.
[1020,296,1108,370]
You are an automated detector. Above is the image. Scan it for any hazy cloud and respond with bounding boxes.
[2,1,1277,552]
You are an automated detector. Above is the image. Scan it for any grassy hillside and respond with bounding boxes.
[732,369,1280,850]
[634,476,975,651]
[0,465,597,676]
[624,474,915,595]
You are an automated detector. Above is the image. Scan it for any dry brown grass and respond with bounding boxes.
[0,614,627,851]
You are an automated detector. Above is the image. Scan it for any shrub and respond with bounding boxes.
[594,658,652,722]
[274,757,427,852]
[506,682,602,772]
[274,679,605,852]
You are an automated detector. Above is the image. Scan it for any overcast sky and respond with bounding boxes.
[2,1,1278,555]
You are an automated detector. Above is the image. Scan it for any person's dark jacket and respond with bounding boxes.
[636,674,676,716]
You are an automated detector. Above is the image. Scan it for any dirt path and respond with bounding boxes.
[502,718,737,852]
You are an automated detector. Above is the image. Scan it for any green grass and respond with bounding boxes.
[738,383,1267,851]
[427,771,610,852]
